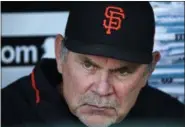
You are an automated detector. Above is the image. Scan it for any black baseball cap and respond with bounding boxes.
[64,2,155,64]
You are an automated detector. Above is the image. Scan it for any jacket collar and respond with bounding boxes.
[31,58,82,125]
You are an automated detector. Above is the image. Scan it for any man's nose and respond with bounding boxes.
[92,71,113,96]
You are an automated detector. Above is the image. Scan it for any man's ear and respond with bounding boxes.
[142,51,161,84]
[150,51,161,73]
[55,34,64,74]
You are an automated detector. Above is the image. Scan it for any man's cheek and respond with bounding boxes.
[115,79,141,103]
[125,73,145,92]
[67,71,89,101]
[71,65,95,92]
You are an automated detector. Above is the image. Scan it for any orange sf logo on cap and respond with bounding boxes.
[103,6,125,35]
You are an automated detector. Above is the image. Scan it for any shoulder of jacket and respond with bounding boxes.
[138,86,184,117]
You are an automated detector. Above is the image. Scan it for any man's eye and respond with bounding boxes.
[83,61,94,70]
[119,71,129,76]
[117,68,130,76]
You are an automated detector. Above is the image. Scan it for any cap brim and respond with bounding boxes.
[64,40,152,64]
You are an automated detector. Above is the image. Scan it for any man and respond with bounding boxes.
[2,2,184,127]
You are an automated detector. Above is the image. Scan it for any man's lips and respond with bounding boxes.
[79,104,117,116]
[85,104,112,110]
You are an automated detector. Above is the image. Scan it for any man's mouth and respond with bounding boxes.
[86,104,112,110]
[79,104,117,116]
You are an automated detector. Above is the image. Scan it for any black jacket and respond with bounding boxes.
[2,59,184,127]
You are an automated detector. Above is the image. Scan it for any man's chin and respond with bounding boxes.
[76,113,117,127]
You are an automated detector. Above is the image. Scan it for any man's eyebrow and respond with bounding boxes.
[78,55,101,68]
[110,66,127,72]
[110,63,140,72]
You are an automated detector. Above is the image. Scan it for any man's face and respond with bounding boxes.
[60,51,148,127]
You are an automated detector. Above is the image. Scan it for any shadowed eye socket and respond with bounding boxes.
[116,67,131,76]
[111,66,135,77]
[82,60,97,71]
[83,61,93,68]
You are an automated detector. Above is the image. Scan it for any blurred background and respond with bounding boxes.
[1,2,184,104]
